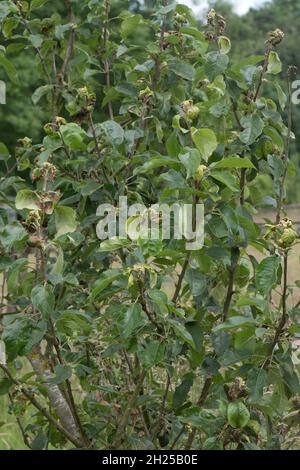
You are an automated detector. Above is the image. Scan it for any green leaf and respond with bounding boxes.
[54,206,77,238]
[31,285,55,319]
[15,189,40,210]
[179,148,201,178]
[0,142,10,161]
[233,55,265,71]
[168,319,195,349]
[212,156,255,169]
[0,379,12,395]
[255,255,280,295]
[48,364,72,385]
[185,322,203,352]
[169,60,195,81]
[218,36,231,54]
[202,437,223,450]
[247,368,268,401]
[264,126,284,151]
[0,53,18,83]
[2,17,19,38]
[239,115,264,145]
[210,171,239,192]
[274,82,287,110]
[173,374,193,408]
[50,246,64,277]
[267,51,282,75]
[31,432,47,450]
[123,304,146,337]
[214,316,256,332]
[205,52,229,81]
[179,27,205,42]
[32,85,53,105]
[138,340,165,369]
[7,258,28,294]
[60,123,86,150]
[0,222,27,250]
[191,128,218,161]
[227,402,250,429]
[121,14,145,38]
[99,237,131,252]
[56,311,91,336]
[157,2,176,14]
[89,270,122,301]
[101,120,124,146]
[31,0,49,10]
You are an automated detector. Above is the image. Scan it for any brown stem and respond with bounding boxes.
[231,99,246,205]
[88,113,109,184]
[263,251,288,369]
[183,250,240,449]
[103,0,114,120]
[122,351,151,438]
[223,248,240,322]
[240,168,246,205]
[254,45,271,102]
[60,0,76,81]
[172,255,190,303]
[111,370,146,449]
[48,319,90,447]
[184,377,212,450]
[8,392,32,449]
[276,75,293,224]
[36,232,89,446]
[152,371,171,442]
[159,0,168,51]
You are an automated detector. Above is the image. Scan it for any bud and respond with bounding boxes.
[41,162,57,182]
[207,9,216,25]
[278,228,297,248]
[55,116,67,126]
[174,12,186,24]
[25,210,41,233]
[288,65,297,78]
[78,86,89,98]
[17,137,32,148]
[139,86,154,100]
[44,123,56,136]
[267,29,284,47]
[195,165,207,180]
[181,100,200,121]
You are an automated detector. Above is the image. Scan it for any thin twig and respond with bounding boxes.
[276,72,293,224]
[172,255,190,303]
[60,0,76,81]
[0,364,84,448]
[254,45,271,102]
[152,372,171,442]
[111,370,146,449]
[103,0,114,120]
[263,251,288,369]
[8,392,32,449]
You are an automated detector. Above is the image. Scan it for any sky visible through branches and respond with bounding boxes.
[181,0,268,16]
